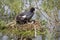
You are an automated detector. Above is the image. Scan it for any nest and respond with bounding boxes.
[6,20,42,31]
[6,20,46,40]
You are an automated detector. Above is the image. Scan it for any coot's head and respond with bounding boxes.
[30,7,35,12]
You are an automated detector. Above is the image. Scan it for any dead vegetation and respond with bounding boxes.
[6,20,42,31]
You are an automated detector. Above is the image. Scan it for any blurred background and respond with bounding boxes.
[0,0,60,40]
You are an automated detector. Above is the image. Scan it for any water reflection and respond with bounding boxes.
[32,35,42,40]
[2,35,9,40]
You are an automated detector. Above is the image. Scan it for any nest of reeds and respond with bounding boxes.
[7,20,42,31]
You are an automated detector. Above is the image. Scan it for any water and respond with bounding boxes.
[0,33,44,40]
[58,37,60,40]
[32,35,42,40]
[0,33,59,40]
[0,33,2,40]
[0,33,42,40]
[2,35,9,40]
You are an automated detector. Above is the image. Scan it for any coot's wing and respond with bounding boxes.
[16,12,28,20]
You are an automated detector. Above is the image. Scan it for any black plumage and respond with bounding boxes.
[16,7,35,24]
